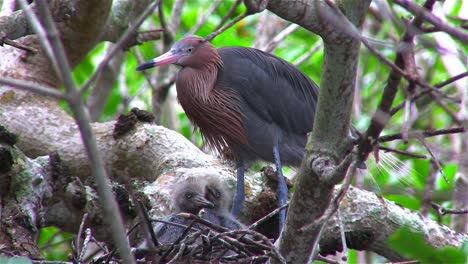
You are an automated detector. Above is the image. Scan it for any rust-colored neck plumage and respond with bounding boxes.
[176,43,248,157]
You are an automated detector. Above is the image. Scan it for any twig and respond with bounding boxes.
[18,0,136,262]
[431,203,468,215]
[189,0,223,35]
[356,0,437,162]
[390,71,468,116]
[420,162,437,216]
[263,24,299,53]
[434,71,468,89]
[166,243,187,264]
[393,0,468,43]
[205,0,267,42]
[0,77,67,99]
[307,159,358,259]
[76,213,89,261]
[418,138,448,183]
[379,146,427,159]
[293,39,323,66]
[79,0,161,94]
[337,208,348,263]
[430,93,462,125]
[378,127,466,142]
[248,203,289,230]
[213,0,242,31]
[205,11,250,42]
[317,254,340,264]
[1,37,38,53]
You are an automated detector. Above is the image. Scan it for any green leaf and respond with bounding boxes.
[388,227,467,264]
[384,194,420,210]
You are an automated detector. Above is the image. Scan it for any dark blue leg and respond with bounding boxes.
[273,145,287,231]
[231,160,245,216]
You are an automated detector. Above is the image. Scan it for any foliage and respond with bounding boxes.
[388,227,467,264]
[37,0,467,262]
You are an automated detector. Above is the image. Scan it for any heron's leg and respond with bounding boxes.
[231,160,245,216]
[273,145,287,230]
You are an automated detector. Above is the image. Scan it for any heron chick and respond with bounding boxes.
[202,177,244,230]
[155,179,214,245]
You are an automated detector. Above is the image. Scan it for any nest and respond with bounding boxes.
[133,213,285,264]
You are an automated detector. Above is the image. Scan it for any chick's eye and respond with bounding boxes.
[215,191,221,197]
[185,193,193,199]
[187,47,193,53]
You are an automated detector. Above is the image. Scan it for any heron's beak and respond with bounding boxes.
[136,50,181,71]
[194,197,215,209]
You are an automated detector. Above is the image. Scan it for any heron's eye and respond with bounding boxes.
[185,193,193,199]
[187,47,193,53]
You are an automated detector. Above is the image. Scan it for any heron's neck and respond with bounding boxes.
[177,62,221,101]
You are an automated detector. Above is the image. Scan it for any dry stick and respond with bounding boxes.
[430,93,463,125]
[18,0,136,262]
[420,162,437,216]
[248,203,289,230]
[293,39,323,66]
[391,71,468,116]
[160,220,198,261]
[166,243,187,264]
[378,127,466,142]
[127,191,159,250]
[149,0,184,123]
[205,11,250,42]
[138,201,160,247]
[337,208,348,263]
[79,0,161,95]
[81,230,93,262]
[76,213,89,261]
[119,170,159,249]
[219,230,286,264]
[360,36,457,103]
[326,0,438,162]
[393,0,468,43]
[418,137,448,183]
[1,37,38,53]
[157,0,168,35]
[317,255,340,264]
[181,214,285,262]
[431,203,468,215]
[213,0,243,31]
[306,160,359,259]
[379,146,427,159]
[0,77,67,99]
[189,0,223,35]
[150,218,202,231]
[435,71,468,89]
[263,24,300,53]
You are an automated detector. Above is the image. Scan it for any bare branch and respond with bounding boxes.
[378,127,466,142]
[432,203,468,215]
[79,0,160,94]
[0,77,67,99]
[393,0,468,43]
[188,0,222,35]
[214,0,242,31]
[18,0,135,261]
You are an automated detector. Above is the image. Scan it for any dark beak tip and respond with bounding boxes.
[135,61,155,71]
